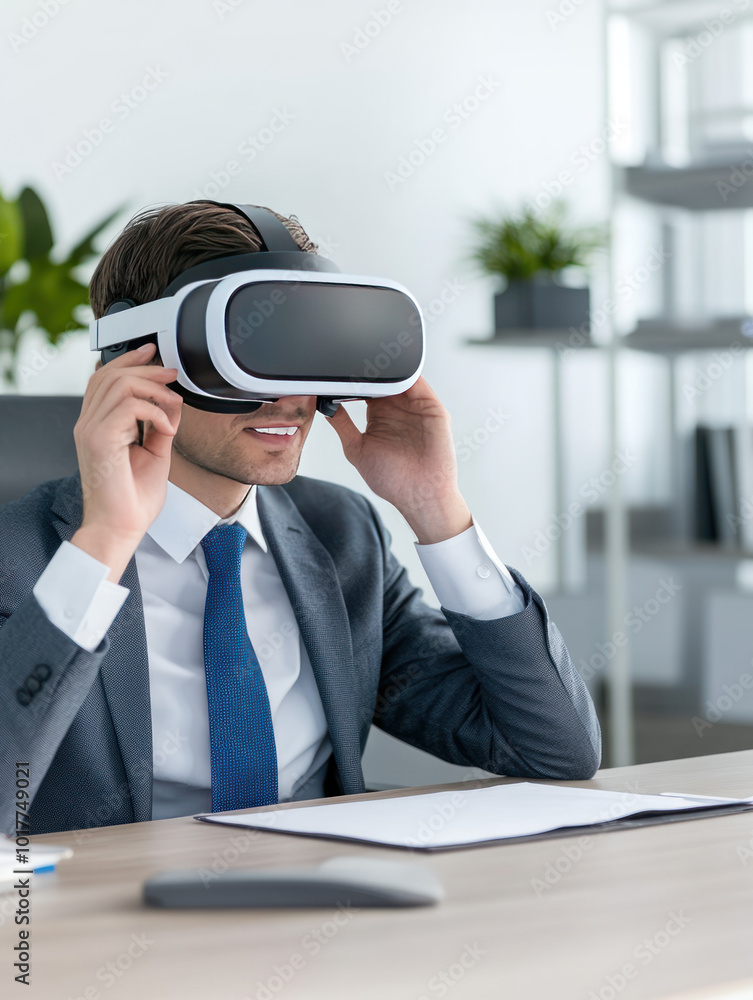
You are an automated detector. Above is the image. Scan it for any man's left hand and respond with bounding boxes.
[326,377,472,544]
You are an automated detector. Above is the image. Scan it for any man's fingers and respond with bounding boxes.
[84,362,178,415]
[108,396,178,449]
[325,404,362,456]
[84,373,182,429]
[104,342,160,369]
[80,368,180,435]
[80,343,176,417]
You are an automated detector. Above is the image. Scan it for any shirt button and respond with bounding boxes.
[477,565,491,579]
[63,605,75,619]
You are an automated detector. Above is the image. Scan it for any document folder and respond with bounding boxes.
[194,781,753,851]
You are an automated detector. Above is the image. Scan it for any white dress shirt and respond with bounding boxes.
[33,482,524,817]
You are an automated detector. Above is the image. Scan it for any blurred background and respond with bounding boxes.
[3,0,753,785]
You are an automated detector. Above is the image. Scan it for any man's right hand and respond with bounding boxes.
[71,343,183,583]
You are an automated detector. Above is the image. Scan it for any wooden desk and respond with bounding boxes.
[4,751,753,1000]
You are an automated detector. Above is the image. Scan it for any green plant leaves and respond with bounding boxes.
[0,183,121,385]
[0,192,23,277]
[18,186,53,261]
[3,258,91,342]
[67,205,122,267]
[470,201,606,282]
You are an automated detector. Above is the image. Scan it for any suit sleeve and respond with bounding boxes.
[0,574,113,836]
[370,506,602,781]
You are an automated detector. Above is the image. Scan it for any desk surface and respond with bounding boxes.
[4,751,753,1000]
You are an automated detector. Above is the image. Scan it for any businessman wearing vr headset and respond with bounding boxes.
[0,201,600,835]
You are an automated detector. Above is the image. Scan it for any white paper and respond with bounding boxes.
[0,834,73,891]
[195,782,753,850]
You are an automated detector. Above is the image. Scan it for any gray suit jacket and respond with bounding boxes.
[0,472,601,835]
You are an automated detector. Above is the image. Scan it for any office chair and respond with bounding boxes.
[0,396,82,505]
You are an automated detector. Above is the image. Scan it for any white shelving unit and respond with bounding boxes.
[606,0,753,735]
[466,2,753,765]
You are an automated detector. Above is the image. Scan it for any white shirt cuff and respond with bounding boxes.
[32,540,129,652]
[415,520,525,620]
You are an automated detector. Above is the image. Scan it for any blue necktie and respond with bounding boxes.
[201,523,278,812]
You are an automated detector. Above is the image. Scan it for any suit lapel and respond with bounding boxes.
[49,474,364,809]
[257,485,364,795]
[51,475,153,821]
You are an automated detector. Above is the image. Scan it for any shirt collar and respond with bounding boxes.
[146,481,268,563]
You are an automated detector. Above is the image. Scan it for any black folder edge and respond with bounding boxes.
[194,800,753,852]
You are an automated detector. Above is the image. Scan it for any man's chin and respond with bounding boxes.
[222,456,302,487]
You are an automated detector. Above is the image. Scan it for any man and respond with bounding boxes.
[0,201,600,836]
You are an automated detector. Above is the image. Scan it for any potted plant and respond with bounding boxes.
[0,185,120,387]
[470,201,605,333]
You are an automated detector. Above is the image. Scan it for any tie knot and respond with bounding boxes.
[200,522,247,576]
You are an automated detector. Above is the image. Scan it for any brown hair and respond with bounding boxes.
[88,200,318,319]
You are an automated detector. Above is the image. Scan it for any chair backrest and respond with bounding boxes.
[0,396,82,506]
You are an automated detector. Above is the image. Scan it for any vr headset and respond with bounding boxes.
[90,202,425,415]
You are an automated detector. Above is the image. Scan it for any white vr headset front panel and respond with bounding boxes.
[204,270,424,399]
[90,271,425,403]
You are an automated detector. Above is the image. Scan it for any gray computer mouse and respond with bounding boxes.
[143,856,444,909]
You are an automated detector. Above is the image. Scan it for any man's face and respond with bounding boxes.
[171,395,318,486]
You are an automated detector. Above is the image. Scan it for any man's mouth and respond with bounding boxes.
[250,426,298,436]
[243,424,300,444]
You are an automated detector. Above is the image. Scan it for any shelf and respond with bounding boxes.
[595,542,753,561]
[465,330,598,349]
[466,319,753,354]
[585,508,753,559]
[621,161,753,211]
[623,318,753,353]
[609,0,753,36]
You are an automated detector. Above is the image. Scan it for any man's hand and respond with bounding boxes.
[326,377,472,544]
[71,343,183,583]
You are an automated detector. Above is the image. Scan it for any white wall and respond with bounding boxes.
[2,0,610,596]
